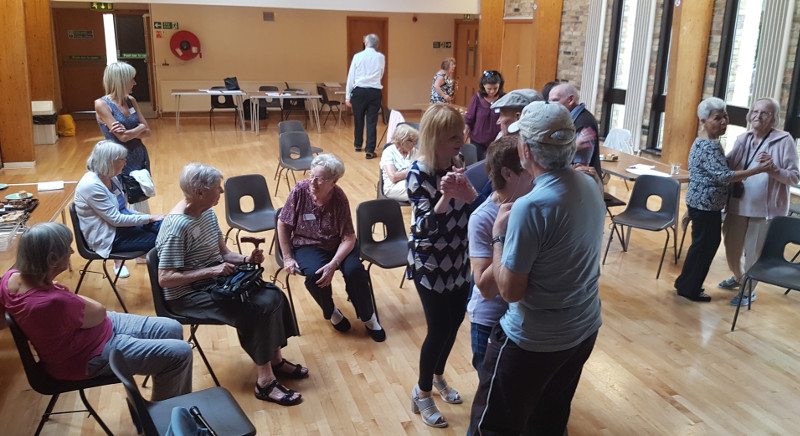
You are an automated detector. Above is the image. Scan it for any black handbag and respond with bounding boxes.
[117,173,150,204]
[210,264,264,302]
[224,77,240,90]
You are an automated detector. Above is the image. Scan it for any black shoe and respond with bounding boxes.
[366,325,386,342]
[332,316,351,332]
[365,152,377,159]
[677,290,712,302]
[354,147,362,152]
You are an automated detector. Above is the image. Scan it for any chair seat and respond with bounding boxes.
[746,260,800,290]
[282,156,314,171]
[361,240,408,269]
[147,387,256,436]
[311,146,324,154]
[108,250,148,260]
[228,210,277,233]
[603,192,626,208]
[613,210,674,231]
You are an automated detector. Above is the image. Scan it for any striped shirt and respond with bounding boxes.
[155,209,224,301]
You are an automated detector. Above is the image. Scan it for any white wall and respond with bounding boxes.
[150,5,461,111]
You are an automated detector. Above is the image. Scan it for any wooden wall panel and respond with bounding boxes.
[530,0,563,90]
[25,0,56,103]
[662,0,714,166]
[479,0,504,72]
[0,0,35,164]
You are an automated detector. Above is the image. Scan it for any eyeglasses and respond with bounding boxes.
[751,110,773,118]
[483,70,499,77]
[308,174,333,184]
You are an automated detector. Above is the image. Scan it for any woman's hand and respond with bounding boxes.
[213,262,237,276]
[149,213,165,223]
[315,261,338,288]
[248,248,264,265]
[444,95,452,103]
[109,121,126,134]
[284,257,300,275]
[492,203,513,240]
[440,169,477,204]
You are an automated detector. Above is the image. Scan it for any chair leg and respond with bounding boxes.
[102,260,129,313]
[672,226,679,264]
[268,232,276,255]
[74,259,95,295]
[602,225,615,265]
[189,324,221,386]
[235,229,242,254]
[365,263,380,323]
[731,277,752,331]
[678,221,690,260]
[283,270,300,335]
[655,229,671,279]
[78,389,114,436]
[34,394,60,436]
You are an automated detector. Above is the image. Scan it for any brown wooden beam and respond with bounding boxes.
[0,0,35,165]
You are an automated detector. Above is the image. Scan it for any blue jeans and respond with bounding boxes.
[87,312,192,401]
[112,220,161,254]
[471,322,493,374]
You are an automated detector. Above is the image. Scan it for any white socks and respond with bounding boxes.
[330,307,344,325]
[364,313,381,331]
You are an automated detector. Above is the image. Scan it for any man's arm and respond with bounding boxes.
[491,203,529,303]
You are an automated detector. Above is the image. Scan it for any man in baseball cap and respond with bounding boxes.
[490,88,543,137]
[469,101,605,435]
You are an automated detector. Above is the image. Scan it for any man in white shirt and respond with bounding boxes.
[345,34,385,159]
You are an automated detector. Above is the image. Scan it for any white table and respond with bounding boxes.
[247,92,322,135]
[171,89,247,132]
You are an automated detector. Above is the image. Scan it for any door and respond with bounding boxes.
[346,17,389,106]
[454,19,480,107]
[53,9,106,113]
[114,14,151,104]
[500,22,534,91]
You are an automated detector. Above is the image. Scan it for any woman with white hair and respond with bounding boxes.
[674,97,773,302]
[380,123,419,201]
[277,154,385,342]
[95,61,152,212]
[74,140,164,278]
[157,163,306,406]
[719,97,800,306]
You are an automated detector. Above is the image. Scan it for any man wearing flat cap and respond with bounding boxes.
[490,88,543,137]
[469,101,605,436]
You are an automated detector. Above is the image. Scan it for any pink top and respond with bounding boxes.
[727,129,800,219]
[0,270,112,380]
[278,179,355,252]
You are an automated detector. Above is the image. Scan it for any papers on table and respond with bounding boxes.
[626,164,671,177]
[266,92,290,97]
[37,181,64,191]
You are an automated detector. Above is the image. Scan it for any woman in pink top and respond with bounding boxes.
[721,98,800,306]
[0,223,192,400]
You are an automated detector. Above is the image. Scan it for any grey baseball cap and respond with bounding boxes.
[491,89,543,113]
[508,101,575,145]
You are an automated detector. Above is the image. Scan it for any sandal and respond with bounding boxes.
[433,378,462,404]
[255,379,302,406]
[272,358,309,379]
[411,385,447,428]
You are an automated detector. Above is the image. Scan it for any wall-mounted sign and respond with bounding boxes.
[119,53,147,59]
[90,2,113,11]
[153,22,179,30]
[68,30,94,39]
[433,41,452,49]
[68,55,103,61]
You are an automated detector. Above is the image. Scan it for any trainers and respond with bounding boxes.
[718,277,739,290]
[730,293,756,306]
[113,265,130,279]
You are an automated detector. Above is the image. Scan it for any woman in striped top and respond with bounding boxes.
[155,163,306,407]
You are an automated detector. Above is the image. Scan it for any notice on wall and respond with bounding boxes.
[68,30,94,39]
[153,22,179,30]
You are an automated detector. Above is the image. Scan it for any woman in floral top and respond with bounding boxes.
[430,58,456,104]
[674,97,772,302]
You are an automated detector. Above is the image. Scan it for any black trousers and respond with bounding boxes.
[674,206,721,296]
[470,324,598,436]
[351,87,382,153]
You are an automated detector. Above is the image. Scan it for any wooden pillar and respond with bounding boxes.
[0,0,35,165]
[479,0,504,71]
[530,0,563,91]
[661,0,714,166]
[25,0,56,102]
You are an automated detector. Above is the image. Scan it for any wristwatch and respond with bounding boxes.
[491,236,505,245]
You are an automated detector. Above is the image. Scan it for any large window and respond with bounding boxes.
[644,2,673,151]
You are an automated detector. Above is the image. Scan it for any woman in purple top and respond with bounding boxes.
[464,70,504,161]
[277,154,385,342]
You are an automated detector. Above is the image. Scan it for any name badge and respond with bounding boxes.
[303,213,316,221]
[130,107,136,115]
[191,227,201,239]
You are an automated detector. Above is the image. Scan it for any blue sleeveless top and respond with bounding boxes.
[98,96,150,175]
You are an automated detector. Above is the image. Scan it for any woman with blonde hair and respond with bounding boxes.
[380,123,419,201]
[407,104,479,427]
[95,62,153,213]
[430,58,456,104]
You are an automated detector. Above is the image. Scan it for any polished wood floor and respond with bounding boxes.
[1,114,800,435]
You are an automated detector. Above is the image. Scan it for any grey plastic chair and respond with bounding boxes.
[270,207,301,335]
[224,174,278,255]
[276,131,314,194]
[460,142,478,168]
[731,216,800,331]
[278,120,323,154]
[109,349,255,436]
[209,86,238,130]
[317,85,342,126]
[602,174,680,278]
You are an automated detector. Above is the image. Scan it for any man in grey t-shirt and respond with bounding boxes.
[469,101,605,435]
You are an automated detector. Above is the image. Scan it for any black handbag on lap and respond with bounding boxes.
[210,265,264,302]
[117,173,150,204]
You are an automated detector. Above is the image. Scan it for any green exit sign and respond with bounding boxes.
[90,2,113,10]
[153,21,179,30]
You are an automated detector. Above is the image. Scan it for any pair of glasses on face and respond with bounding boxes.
[308,175,332,184]
[751,110,773,119]
[483,70,499,77]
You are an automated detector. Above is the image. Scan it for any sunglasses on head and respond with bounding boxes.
[483,70,499,77]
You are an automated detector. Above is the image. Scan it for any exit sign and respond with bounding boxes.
[153,21,179,30]
[90,2,113,10]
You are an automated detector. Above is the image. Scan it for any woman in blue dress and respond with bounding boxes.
[95,62,152,213]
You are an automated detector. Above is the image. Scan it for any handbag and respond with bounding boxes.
[224,77,240,90]
[117,173,150,204]
[731,181,744,199]
[209,264,264,302]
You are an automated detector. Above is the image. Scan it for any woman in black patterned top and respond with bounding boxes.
[674,97,772,302]
[407,104,479,428]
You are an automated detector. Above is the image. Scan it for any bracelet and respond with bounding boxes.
[244,256,249,264]
[332,258,341,267]
[491,236,505,246]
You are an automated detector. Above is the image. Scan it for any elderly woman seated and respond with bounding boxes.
[74,140,164,278]
[156,163,306,406]
[277,154,386,342]
[380,124,419,201]
[0,223,192,400]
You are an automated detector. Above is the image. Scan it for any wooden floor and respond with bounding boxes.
[1,114,799,435]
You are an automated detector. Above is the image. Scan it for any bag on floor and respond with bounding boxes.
[56,114,76,136]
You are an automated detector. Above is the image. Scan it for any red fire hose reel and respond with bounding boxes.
[170,30,201,61]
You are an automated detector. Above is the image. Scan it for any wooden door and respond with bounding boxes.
[114,14,151,104]
[53,9,106,113]
[454,19,480,107]
[500,21,534,91]
[346,17,389,106]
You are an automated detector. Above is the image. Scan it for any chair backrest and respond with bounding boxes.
[278,120,304,134]
[224,174,275,226]
[109,348,161,436]
[317,86,332,104]
[283,88,306,111]
[386,110,406,143]
[258,85,282,109]
[279,131,313,161]
[464,159,489,192]
[210,86,236,109]
[377,168,387,199]
[460,143,479,168]
[380,105,391,125]
[273,207,285,269]
[146,248,174,320]
[5,312,52,395]
[69,203,101,260]
[626,175,680,223]
[356,199,408,251]
[604,128,633,154]
[757,216,800,264]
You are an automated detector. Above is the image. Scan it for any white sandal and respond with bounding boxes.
[433,378,462,404]
[411,385,447,428]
